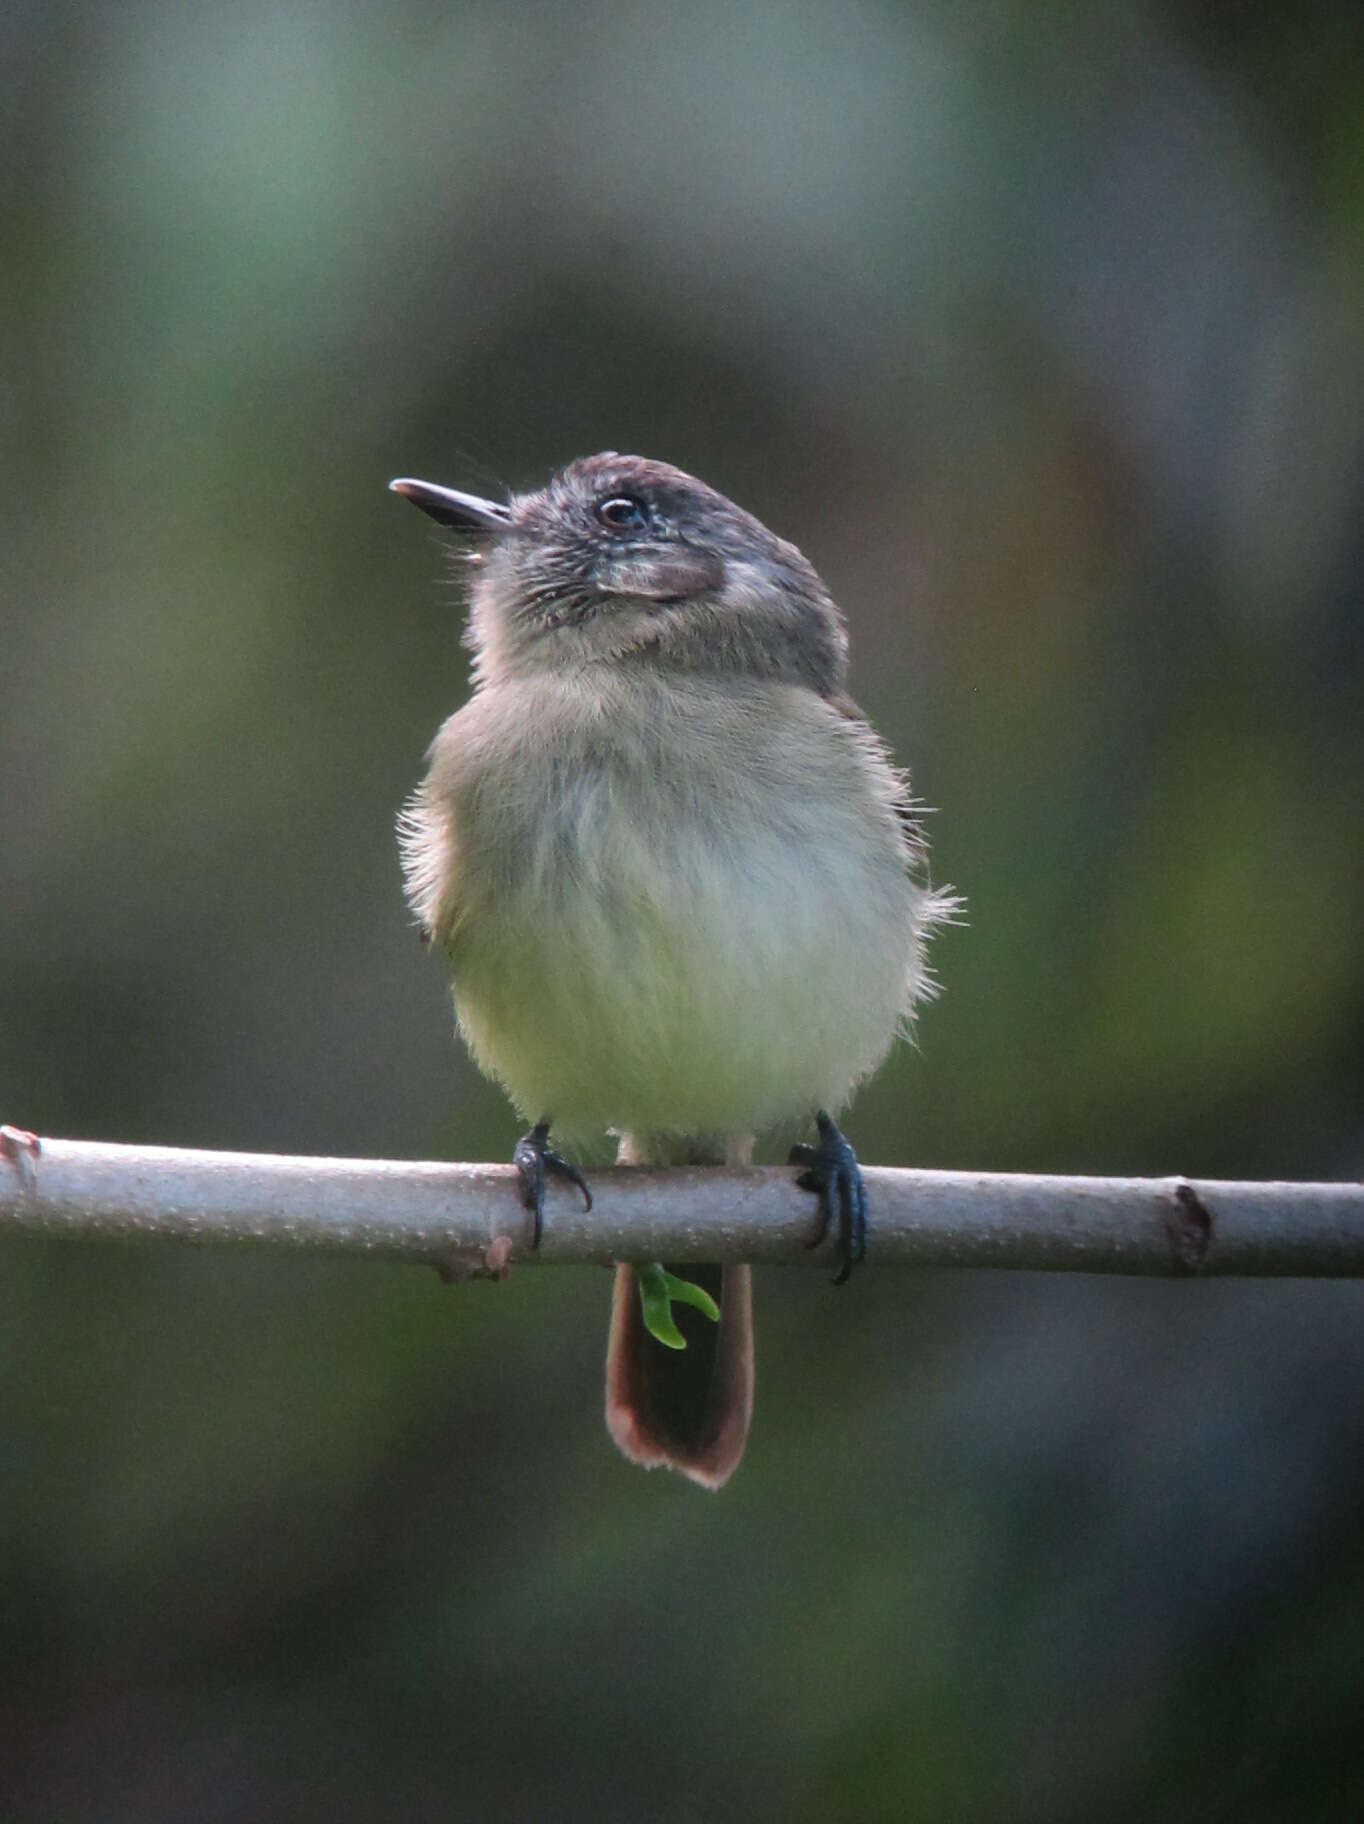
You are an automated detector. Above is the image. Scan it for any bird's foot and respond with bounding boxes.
[513,1120,592,1247]
[789,1111,867,1286]
[1,1126,41,1190]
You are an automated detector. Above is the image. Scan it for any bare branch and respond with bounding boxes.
[1,1134,1361,1279]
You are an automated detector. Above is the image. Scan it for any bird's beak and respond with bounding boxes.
[388,477,513,534]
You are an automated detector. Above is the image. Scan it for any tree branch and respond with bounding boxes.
[2,1133,1361,1279]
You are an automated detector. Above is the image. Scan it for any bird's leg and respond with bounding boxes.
[789,1110,867,1285]
[513,1119,592,1247]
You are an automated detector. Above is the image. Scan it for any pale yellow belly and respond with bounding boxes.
[450,812,916,1145]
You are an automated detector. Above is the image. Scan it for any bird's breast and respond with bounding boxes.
[426,675,921,1142]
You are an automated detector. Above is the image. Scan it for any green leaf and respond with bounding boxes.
[636,1264,720,1350]
[661,1271,720,1323]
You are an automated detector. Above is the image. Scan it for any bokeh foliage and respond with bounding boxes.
[2,2,1362,1817]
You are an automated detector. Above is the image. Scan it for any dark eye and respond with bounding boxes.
[597,495,649,532]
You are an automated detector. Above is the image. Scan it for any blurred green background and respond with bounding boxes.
[3,2,1363,1817]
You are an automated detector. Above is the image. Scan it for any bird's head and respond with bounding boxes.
[391,453,848,692]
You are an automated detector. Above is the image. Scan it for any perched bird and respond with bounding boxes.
[392,454,951,1488]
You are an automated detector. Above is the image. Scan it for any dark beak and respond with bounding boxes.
[388,477,513,534]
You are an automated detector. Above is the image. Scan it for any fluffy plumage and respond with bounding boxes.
[395,453,952,1486]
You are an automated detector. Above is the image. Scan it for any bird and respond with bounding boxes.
[391,453,952,1488]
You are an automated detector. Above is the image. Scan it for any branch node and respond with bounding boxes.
[0,1127,42,1192]
[432,1233,516,1284]
[1167,1181,1213,1271]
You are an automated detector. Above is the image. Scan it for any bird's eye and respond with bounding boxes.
[597,495,648,532]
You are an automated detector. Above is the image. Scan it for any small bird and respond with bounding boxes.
[392,454,951,1488]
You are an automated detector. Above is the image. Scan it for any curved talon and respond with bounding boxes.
[789,1111,867,1285]
[514,1119,592,1248]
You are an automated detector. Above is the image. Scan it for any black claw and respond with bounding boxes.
[513,1119,592,1247]
[789,1111,867,1285]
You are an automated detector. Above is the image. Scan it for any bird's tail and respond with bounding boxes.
[605,1262,753,1489]
[604,1132,755,1489]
